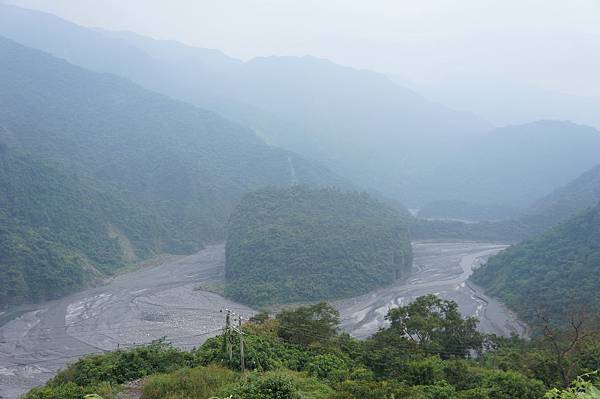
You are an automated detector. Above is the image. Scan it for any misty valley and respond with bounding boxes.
[1,3,600,399]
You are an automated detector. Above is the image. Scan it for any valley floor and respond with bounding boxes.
[335,241,527,338]
[0,241,525,398]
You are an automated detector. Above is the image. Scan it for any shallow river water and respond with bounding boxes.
[0,241,524,398]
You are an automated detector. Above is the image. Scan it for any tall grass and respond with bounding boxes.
[142,365,239,399]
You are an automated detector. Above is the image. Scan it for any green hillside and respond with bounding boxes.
[529,163,600,221]
[224,187,413,306]
[413,163,600,242]
[471,202,600,322]
[0,36,344,307]
[0,5,490,206]
[0,145,170,305]
[0,214,90,306]
[0,35,344,249]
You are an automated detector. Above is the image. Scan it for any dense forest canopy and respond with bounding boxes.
[529,163,600,221]
[1,4,600,399]
[0,35,344,307]
[0,35,344,249]
[0,146,168,306]
[225,187,413,306]
[471,201,600,323]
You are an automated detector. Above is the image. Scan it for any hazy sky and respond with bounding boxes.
[5,0,600,97]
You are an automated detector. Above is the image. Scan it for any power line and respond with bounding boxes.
[5,328,223,368]
[0,313,225,342]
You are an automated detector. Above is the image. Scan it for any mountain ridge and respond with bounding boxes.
[0,4,491,205]
[0,34,346,306]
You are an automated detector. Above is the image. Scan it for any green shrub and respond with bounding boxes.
[141,365,239,399]
[305,354,349,382]
[24,382,118,399]
[226,372,301,399]
[52,340,194,386]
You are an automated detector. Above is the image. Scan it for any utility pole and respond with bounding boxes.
[222,309,246,372]
[238,315,245,373]
[222,309,233,362]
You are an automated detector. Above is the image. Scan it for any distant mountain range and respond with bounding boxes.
[418,76,600,130]
[2,3,600,309]
[0,34,343,306]
[414,120,600,208]
[413,160,600,242]
[0,4,491,205]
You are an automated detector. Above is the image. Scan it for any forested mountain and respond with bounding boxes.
[0,145,170,305]
[416,120,600,208]
[0,4,490,205]
[471,202,600,323]
[4,5,600,211]
[0,35,344,306]
[0,35,343,244]
[225,187,412,306]
[528,163,600,221]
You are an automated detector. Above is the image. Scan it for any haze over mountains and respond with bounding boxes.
[415,120,600,208]
[528,163,600,221]
[3,4,599,212]
[2,2,600,398]
[419,76,600,130]
[1,2,599,304]
[0,4,489,204]
[0,34,345,305]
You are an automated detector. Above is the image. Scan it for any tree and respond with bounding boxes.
[545,373,600,399]
[276,302,340,346]
[385,295,483,358]
[536,310,599,387]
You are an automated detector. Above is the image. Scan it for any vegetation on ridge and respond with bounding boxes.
[0,146,172,306]
[0,35,344,307]
[24,298,600,399]
[471,202,600,324]
[224,186,413,306]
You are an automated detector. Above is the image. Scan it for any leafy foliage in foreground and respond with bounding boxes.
[29,298,600,399]
[386,295,483,359]
[471,202,600,323]
[545,374,600,399]
[225,186,413,306]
